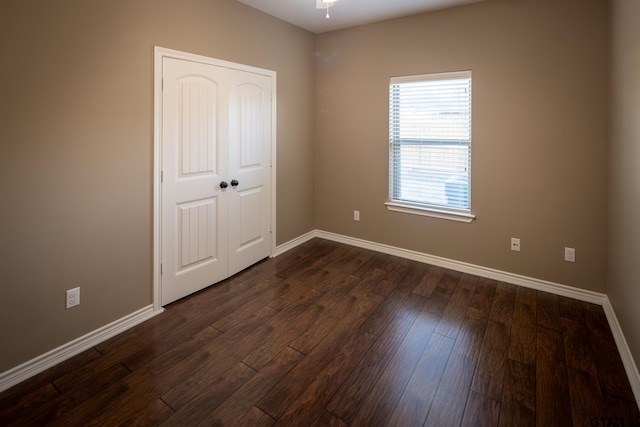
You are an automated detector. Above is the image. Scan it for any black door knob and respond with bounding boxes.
[231,179,239,187]
[220,181,229,189]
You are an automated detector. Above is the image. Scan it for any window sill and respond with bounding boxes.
[385,201,476,223]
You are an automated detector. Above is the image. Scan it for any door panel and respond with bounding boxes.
[178,78,217,175]
[177,198,216,271]
[162,57,229,305]
[238,84,264,167]
[237,188,263,246]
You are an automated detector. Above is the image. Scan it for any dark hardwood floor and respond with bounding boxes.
[1,238,639,426]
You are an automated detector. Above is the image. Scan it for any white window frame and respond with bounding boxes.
[386,71,475,223]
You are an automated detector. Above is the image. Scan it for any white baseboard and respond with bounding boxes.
[602,298,640,407]
[277,229,640,406]
[315,230,608,304]
[0,305,163,393]
[273,230,317,257]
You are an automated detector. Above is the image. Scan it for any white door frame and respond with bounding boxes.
[153,46,277,310]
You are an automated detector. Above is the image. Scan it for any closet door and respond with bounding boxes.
[161,57,230,305]
[160,55,273,305]
[227,70,272,276]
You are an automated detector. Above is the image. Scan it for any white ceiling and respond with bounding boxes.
[235,0,485,34]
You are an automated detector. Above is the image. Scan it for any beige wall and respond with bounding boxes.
[315,0,609,292]
[609,0,640,372]
[0,0,316,372]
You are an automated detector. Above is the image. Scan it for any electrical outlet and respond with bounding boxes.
[66,287,80,309]
[565,247,576,262]
[354,210,360,221]
[511,237,521,252]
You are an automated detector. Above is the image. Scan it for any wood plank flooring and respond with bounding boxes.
[1,238,639,426]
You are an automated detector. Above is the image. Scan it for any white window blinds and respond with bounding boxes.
[389,71,472,211]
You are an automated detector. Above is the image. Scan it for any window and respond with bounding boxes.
[387,71,474,222]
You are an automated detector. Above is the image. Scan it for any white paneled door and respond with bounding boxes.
[161,56,272,305]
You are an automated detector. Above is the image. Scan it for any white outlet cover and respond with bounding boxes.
[66,287,80,309]
[511,238,521,251]
[565,247,576,262]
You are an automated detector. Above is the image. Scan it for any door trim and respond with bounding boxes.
[153,46,277,310]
